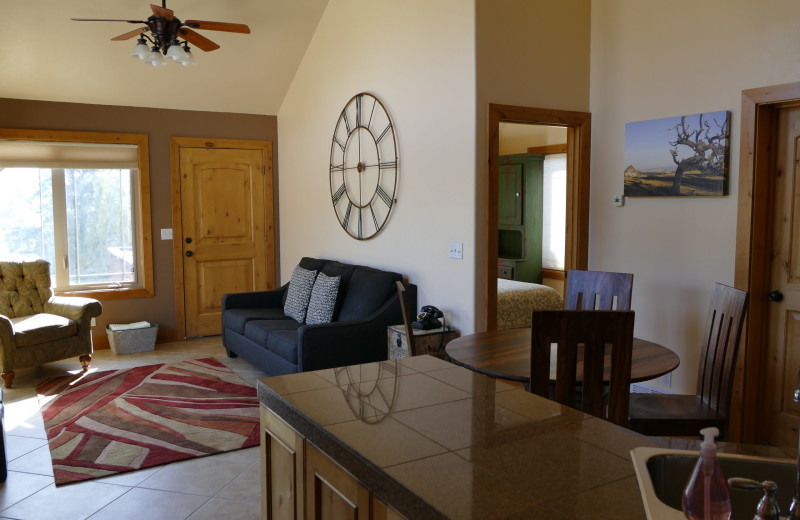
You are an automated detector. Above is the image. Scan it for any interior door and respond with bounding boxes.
[764,104,800,448]
[177,142,274,337]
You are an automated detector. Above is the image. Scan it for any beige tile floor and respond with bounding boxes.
[0,337,267,520]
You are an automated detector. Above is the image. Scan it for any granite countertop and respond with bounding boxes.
[257,355,795,520]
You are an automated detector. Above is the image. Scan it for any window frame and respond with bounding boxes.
[0,128,154,300]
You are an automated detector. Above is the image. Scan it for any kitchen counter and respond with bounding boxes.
[256,355,793,519]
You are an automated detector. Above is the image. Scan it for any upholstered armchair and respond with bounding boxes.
[0,260,102,388]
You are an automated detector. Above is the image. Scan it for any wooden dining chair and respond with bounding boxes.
[628,283,749,439]
[396,281,419,357]
[529,309,635,426]
[564,270,634,310]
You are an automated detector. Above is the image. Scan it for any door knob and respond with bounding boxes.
[768,290,783,302]
[185,237,192,244]
[185,251,193,257]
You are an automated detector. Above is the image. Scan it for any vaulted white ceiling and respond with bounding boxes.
[0,0,329,115]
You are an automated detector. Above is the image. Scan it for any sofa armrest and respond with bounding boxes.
[45,296,102,323]
[222,284,288,311]
[0,316,14,371]
[298,287,411,372]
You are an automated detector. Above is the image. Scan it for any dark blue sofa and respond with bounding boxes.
[221,257,417,376]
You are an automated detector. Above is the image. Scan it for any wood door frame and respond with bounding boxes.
[170,137,275,339]
[733,82,800,443]
[486,104,591,330]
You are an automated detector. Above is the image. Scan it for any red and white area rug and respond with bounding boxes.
[36,357,260,485]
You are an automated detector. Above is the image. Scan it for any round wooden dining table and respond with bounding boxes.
[444,327,680,385]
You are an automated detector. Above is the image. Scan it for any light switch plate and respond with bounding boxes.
[613,195,625,207]
[449,242,463,259]
[160,228,173,240]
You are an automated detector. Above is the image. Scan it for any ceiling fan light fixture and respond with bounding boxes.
[180,45,197,66]
[165,42,186,61]
[149,48,169,66]
[130,38,150,59]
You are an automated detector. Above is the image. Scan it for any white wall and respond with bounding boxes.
[278,0,477,331]
[590,0,800,393]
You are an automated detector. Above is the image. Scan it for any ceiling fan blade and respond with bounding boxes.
[72,18,147,23]
[184,20,250,34]
[111,27,148,41]
[150,4,174,21]
[179,28,220,52]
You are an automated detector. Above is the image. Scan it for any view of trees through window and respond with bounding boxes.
[0,167,135,289]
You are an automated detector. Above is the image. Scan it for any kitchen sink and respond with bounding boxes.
[631,447,797,519]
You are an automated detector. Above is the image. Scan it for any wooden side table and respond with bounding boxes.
[387,324,459,360]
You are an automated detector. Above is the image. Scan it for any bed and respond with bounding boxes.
[497,278,563,330]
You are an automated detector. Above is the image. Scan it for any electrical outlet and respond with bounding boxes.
[160,228,173,240]
[449,242,463,259]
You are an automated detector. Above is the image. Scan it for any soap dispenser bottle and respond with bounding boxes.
[682,427,731,520]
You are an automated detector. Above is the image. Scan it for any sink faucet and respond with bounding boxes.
[788,369,800,520]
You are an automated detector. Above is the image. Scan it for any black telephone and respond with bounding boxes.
[413,305,443,330]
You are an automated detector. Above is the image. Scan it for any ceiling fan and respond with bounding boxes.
[72,1,251,66]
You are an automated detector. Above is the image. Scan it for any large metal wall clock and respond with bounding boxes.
[329,92,398,240]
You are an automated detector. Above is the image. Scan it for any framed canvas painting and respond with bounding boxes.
[624,111,730,197]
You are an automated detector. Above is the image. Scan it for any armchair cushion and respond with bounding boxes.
[11,314,76,347]
[0,261,53,318]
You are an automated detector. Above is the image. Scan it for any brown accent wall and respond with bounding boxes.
[0,98,279,342]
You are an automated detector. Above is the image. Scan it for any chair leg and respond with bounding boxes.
[0,372,13,389]
[79,355,92,371]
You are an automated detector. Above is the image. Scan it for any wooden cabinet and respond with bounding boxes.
[261,407,304,520]
[306,443,370,519]
[261,405,408,520]
[498,153,544,283]
[498,162,523,226]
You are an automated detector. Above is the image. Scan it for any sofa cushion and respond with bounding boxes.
[11,313,77,347]
[243,319,301,346]
[306,273,341,325]
[267,329,300,364]
[320,261,355,320]
[224,307,288,334]
[284,266,318,323]
[338,266,402,322]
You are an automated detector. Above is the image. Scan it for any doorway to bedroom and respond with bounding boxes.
[485,104,591,331]
[498,122,568,294]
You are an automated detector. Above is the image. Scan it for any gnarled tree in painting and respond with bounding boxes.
[668,114,729,195]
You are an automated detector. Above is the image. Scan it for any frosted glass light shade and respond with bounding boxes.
[130,42,150,59]
[166,44,186,61]
[180,49,197,66]
[150,51,168,66]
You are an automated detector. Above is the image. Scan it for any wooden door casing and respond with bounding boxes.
[170,138,275,339]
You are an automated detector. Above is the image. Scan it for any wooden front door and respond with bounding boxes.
[764,105,800,447]
[172,138,275,338]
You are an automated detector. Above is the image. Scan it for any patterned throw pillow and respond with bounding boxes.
[284,266,318,323]
[305,273,341,325]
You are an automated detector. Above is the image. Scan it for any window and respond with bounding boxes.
[542,153,566,271]
[0,130,153,298]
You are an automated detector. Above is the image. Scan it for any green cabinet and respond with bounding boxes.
[498,153,544,283]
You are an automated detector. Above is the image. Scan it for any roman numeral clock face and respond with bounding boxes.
[330,93,398,240]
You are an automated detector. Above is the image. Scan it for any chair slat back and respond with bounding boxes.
[564,270,634,311]
[396,281,418,357]
[529,310,635,426]
[696,283,749,415]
